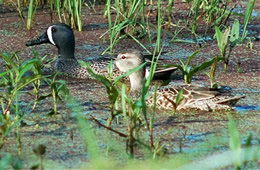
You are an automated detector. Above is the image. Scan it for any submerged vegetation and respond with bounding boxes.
[0,0,259,169]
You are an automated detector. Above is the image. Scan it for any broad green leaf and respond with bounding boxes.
[18,58,40,81]
[188,57,216,80]
[209,57,218,80]
[176,89,183,106]
[113,62,147,84]
[186,66,192,74]
[204,71,210,77]
[79,60,119,104]
[230,20,240,43]
[242,0,256,41]
[221,27,230,56]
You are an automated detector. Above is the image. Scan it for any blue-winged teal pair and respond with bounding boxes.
[26,23,244,111]
[26,23,176,80]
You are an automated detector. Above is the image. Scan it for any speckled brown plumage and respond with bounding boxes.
[145,84,244,111]
[53,57,123,80]
[115,50,245,111]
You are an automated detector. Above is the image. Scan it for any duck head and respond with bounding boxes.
[26,23,75,59]
[115,49,145,72]
[116,49,146,95]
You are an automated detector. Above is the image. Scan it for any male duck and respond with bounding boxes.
[26,23,177,80]
[115,50,245,111]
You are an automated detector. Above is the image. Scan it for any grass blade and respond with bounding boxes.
[228,114,241,168]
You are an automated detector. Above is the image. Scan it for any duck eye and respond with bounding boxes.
[51,27,56,32]
[121,55,126,60]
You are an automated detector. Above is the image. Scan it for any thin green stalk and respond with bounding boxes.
[127,108,134,158]
[107,0,113,53]
[27,0,34,30]
[27,0,39,30]
[55,0,62,22]
[50,80,57,115]
[242,0,256,41]
[141,0,162,149]
[17,0,25,23]
[74,0,82,31]
[121,84,127,117]
[149,84,158,148]
[15,92,22,155]
[191,0,200,34]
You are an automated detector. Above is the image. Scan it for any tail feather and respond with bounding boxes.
[215,95,245,106]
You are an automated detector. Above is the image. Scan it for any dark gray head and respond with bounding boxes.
[26,23,75,59]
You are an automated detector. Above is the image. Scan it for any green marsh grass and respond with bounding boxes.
[228,114,260,169]
[0,51,42,116]
[1,0,259,168]
[62,0,83,31]
[215,19,242,73]
[0,50,259,168]
[80,60,120,127]
[165,49,216,84]
[80,0,166,157]
[242,0,257,41]
[79,59,147,125]
[204,56,219,88]
[10,0,83,31]
[45,73,69,115]
[11,0,25,24]
[0,51,69,150]
[67,97,260,169]
[215,25,230,72]
[228,114,242,168]
[213,0,255,73]
[27,0,39,30]
[102,0,151,54]
[0,51,42,150]
[189,0,232,34]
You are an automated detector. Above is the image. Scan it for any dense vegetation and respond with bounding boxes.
[0,0,259,169]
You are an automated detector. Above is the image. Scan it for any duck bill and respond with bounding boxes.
[26,31,50,46]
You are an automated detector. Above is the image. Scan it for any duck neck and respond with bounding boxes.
[56,34,75,59]
[129,69,145,96]
[57,45,76,60]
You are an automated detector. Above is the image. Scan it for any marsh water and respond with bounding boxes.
[0,1,260,168]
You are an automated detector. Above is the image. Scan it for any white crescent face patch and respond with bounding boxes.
[47,26,56,46]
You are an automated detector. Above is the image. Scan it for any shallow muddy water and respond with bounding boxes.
[0,1,259,168]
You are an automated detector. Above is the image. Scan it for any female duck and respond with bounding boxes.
[115,50,245,111]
